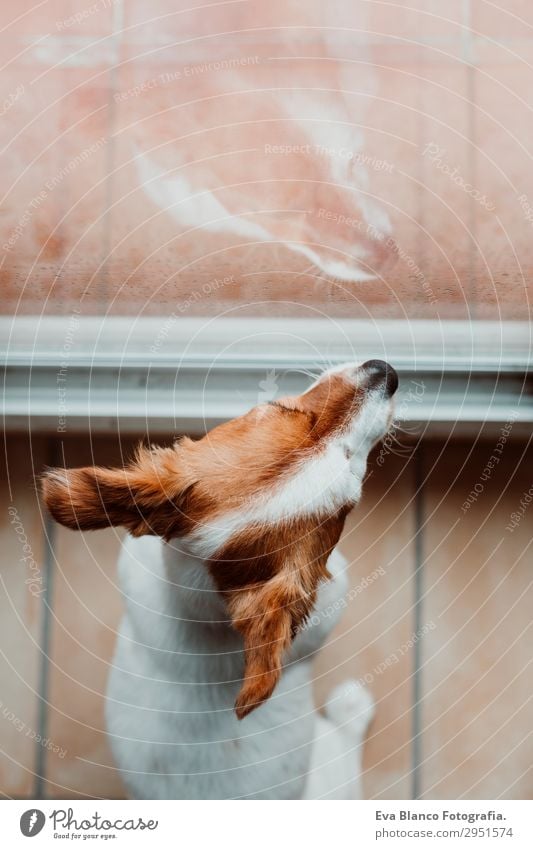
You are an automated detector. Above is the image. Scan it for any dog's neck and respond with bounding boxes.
[161,539,230,625]
[119,533,342,684]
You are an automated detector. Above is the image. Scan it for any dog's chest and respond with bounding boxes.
[107,535,349,798]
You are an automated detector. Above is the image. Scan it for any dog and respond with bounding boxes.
[41,358,398,799]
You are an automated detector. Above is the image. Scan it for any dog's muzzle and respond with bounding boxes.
[361,359,399,397]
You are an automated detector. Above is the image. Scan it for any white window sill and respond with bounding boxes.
[1,317,531,438]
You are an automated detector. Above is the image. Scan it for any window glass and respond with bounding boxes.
[0,1,530,321]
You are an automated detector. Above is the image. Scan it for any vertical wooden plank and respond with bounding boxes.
[0,435,47,797]
[420,440,533,798]
[314,453,417,798]
[43,436,135,798]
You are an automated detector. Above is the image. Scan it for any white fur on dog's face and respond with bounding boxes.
[187,360,397,559]
[301,359,397,457]
[41,359,398,718]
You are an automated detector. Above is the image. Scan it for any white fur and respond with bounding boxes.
[104,366,392,799]
[106,540,373,799]
[187,439,354,559]
[187,383,391,560]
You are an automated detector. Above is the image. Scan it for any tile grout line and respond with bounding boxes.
[99,0,123,313]
[463,0,478,320]
[412,445,425,800]
[34,440,58,799]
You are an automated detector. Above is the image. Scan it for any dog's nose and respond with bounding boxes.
[361,359,399,397]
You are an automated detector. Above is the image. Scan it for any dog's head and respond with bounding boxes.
[42,359,398,717]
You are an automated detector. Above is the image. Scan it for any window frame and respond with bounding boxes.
[2,316,532,438]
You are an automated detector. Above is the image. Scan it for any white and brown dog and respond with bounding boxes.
[42,359,398,799]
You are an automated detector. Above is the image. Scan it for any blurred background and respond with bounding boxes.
[1,0,533,319]
[0,0,532,800]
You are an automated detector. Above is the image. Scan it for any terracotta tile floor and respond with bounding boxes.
[1,433,531,799]
[0,0,532,319]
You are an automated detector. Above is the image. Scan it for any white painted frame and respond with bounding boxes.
[1,317,532,437]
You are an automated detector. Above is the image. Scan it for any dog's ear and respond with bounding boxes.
[41,443,195,540]
[228,567,315,720]
[210,513,348,719]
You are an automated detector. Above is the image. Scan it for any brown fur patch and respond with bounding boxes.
[278,371,362,442]
[209,509,350,718]
[41,444,196,540]
[41,369,365,718]
[41,372,361,539]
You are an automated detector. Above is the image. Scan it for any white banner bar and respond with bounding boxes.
[2,799,533,848]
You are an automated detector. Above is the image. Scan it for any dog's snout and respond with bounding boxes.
[361,359,399,397]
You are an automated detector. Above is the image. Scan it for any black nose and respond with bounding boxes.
[362,359,399,396]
